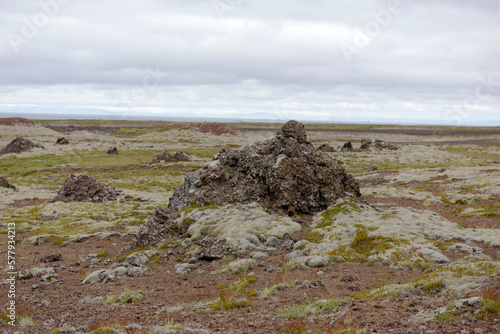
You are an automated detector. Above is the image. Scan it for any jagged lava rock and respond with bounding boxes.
[318,143,336,152]
[359,138,372,151]
[55,137,69,145]
[107,146,119,155]
[168,120,361,215]
[341,142,353,152]
[0,176,16,190]
[0,137,44,155]
[150,150,190,163]
[50,174,120,203]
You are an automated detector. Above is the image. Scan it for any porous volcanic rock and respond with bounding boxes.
[107,146,119,155]
[359,138,372,151]
[341,142,353,152]
[169,120,360,215]
[318,143,336,152]
[128,120,361,250]
[129,207,183,249]
[150,150,190,164]
[55,137,69,145]
[0,176,16,190]
[375,139,400,150]
[0,137,44,155]
[50,174,121,203]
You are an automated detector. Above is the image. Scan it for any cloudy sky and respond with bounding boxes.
[1,0,499,125]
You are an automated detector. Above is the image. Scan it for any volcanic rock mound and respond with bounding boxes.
[0,176,16,191]
[55,137,69,145]
[0,137,45,155]
[150,151,190,164]
[50,174,121,203]
[169,120,360,215]
[129,120,361,250]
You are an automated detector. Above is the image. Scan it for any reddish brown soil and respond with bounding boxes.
[0,118,36,126]
[1,233,498,334]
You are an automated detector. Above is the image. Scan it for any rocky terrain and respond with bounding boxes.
[0,118,499,334]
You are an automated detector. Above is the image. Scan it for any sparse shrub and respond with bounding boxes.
[283,319,307,334]
[210,291,252,311]
[483,287,500,314]
[415,277,446,293]
[52,236,69,246]
[105,289,146,307]
[218,274,257,296]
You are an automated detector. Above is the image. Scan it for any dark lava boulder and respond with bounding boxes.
[169,120,360,215]
[0,137,44,155]
[107,146,119,155]
[0,176,16,190]
[318,143,336,152]
[359,138,372,151]
[55,137,69,145]
[150,151,190,164]
[341,142,353,152]
[375,139,400,150]
[50,174,121,203]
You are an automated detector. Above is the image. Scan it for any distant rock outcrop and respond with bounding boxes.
[50,174,121,203]
[0,137,44,155]
[341,142,353,152]
[318,143,336,152]
[107,146,119,155]
[0,176,16,191]
[0,117,36,126]
[359,138,372,151]
[375,139,400,150]
[55,137,69,145]
[150,151,190,164]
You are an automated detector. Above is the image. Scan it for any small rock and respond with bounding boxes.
[106,146,118,155]
[341,142,353,152]
[340,275,355,282]
[55,137,69,145]
[18,269,33,280]
[347,284,360,291]
[0,176,16,190]
[316,270,325,275]
[126,252,150,267]
[175,263,193,275]
[265,236,279,248]
[250,252,269,260]
[437,168,447,173]
[127,266,149,277]
[318,143,336,152]
[216,259,256,274]
[306,256,329,268]
[367,166,378,172]
[112,266,128,276]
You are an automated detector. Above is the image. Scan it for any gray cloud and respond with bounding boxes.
[0,0,499,124]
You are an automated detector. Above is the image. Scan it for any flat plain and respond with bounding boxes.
[0,118,499,334]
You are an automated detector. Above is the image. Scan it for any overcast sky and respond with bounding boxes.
[1,0,499,125]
